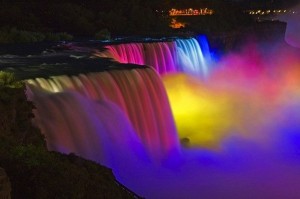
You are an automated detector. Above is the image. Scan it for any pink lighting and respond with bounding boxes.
[27,68,179,160]
[96,38,210,76]
[26,36,300,198]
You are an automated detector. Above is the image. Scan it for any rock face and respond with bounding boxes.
[0,167,11,199]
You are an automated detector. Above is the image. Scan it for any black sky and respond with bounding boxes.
[231,0,300,7]
[169,0,300,9]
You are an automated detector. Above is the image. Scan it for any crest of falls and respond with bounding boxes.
[96,37,211,76]
[26,68,180,164]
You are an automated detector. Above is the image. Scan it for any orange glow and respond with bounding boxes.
[170,18,186,29]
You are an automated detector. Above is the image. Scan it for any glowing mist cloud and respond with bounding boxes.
[163,73,234,148]
[162,73,273,149]
[163,42,300,150]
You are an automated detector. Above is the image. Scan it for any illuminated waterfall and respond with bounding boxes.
[175,38,208,75]
[196,35,212,64]
[97,38,211,76]
[27,68,179,161]
[104,43,145,65]
[23,35,300,198]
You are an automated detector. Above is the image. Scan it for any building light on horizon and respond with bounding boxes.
[169,8,214,16]
[246,9,297,16]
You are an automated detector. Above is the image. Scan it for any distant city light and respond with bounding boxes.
[246,9,297,16]
[169,8,214,16]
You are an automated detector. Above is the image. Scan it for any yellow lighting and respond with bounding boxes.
[163,74,265,149]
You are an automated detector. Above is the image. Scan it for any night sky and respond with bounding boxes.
[229,0,300,7]
[169,0,300,10]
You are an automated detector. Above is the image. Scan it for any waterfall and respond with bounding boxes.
[18,32,300,199]
[96,37,211,76]
[175,38,208,75]
[27,68,179,161]
[19,33,300,199]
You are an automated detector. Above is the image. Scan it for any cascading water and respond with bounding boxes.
[23,34,300,198]
[27,68,179,161]
[175,38,208,75]
[27,91,145,170]
[104,43,145,65]
[96,37,211,76]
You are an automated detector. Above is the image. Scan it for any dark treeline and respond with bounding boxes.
[0,0,286,40]
[0,0,171,37]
